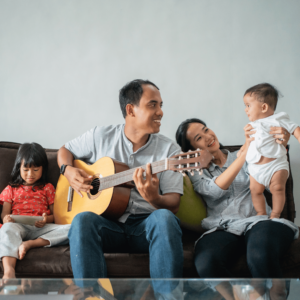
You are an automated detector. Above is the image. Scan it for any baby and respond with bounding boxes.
[243,83,300,219]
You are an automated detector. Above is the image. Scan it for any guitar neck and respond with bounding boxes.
[99,159,167,191]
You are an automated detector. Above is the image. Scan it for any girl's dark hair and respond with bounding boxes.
[176,118,224,152]
[10,143,48,189]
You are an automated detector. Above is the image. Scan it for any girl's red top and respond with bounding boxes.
[0,183,55,216]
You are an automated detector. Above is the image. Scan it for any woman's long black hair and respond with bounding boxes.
[176,118,224,152]
[10,143,48,189]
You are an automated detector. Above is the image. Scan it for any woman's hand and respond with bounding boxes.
[215,125,255,190]
[244,124,255,145]
[238,124,255,157]
[35,213,47,228]
[270,126,290,147]
[3,215,15,224]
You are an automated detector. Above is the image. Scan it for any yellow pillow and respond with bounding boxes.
[176,175,207,233]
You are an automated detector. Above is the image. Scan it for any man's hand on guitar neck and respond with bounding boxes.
[133,163,160,203]
[133,163,180,214]
[64,166,93,198]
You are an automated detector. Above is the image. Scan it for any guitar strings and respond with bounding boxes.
[98,160,166,191]
[88,153,201,191]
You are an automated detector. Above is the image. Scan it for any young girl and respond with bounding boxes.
[0,143,70,279]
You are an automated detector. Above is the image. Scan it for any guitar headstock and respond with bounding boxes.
[168,149,213,176]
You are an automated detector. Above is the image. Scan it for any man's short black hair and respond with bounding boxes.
[244,83,281,111]
[119,79,159,118]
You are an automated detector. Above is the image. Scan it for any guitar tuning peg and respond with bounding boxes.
[199,169,203,175]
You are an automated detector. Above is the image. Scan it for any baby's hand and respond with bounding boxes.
[3,215,15,224]
[35,213,47,228]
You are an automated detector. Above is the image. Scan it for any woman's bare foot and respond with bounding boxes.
[18,241,32,260]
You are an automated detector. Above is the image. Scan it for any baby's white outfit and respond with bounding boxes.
[246,112,298,188]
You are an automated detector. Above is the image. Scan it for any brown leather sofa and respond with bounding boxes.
[0,141,300,278]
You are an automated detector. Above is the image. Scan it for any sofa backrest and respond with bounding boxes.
[0,142,295,222]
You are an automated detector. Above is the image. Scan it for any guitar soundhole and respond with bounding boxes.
[90,178,100,195]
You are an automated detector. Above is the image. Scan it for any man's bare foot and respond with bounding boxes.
[19,241,32,260]
[3,268,16,279]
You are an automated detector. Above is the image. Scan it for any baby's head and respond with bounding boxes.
[243,83,280,122]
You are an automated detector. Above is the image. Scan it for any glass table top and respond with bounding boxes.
[0,278,299,300]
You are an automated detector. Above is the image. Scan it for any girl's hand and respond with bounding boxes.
[35,213,47,228]
[270,126,290,147]
[3,215,15,224]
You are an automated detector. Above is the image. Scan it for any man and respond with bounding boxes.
[57,79,183,298]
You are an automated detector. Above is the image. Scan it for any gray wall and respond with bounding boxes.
[1,0,300,224]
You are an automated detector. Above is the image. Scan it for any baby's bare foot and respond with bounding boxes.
[270,212,281,219]
[19,241,32,260]
[3,268,16,279]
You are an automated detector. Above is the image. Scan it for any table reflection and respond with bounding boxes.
[0,278,292,300]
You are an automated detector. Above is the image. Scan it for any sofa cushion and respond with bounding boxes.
[176,176,206,233]
[1,228,299,278]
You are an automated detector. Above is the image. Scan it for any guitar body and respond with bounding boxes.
[54,149,213,225]
[54,157,132,225]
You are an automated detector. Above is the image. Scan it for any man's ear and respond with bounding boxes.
[126,104,135,117]
[261,103,269,113]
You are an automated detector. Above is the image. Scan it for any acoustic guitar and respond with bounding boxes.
[54,149,213,224]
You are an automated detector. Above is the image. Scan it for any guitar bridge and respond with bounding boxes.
[67,186,74,212]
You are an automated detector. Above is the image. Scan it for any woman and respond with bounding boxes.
[176,118,298,279]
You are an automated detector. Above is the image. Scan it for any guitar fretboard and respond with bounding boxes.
[99,159,167,191]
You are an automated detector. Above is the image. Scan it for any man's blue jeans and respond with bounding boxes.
[68,209,183,295]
